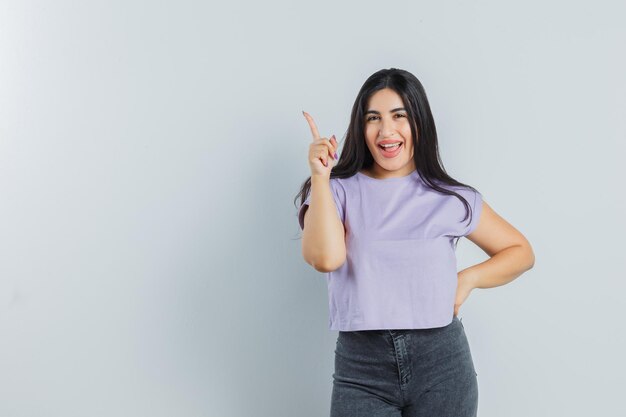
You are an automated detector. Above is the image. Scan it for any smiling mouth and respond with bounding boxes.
[378,143,402,150]
[377,142,403,158]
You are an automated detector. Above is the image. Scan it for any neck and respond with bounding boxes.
[364,162,416,179]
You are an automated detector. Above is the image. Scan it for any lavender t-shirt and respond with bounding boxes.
[298,169,483,331]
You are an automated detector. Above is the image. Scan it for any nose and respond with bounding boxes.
[379,120,397,139]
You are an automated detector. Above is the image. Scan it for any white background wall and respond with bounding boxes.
[1,0,624,416]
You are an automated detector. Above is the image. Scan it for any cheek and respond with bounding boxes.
[365,128,377,145]
[402,124,413,140]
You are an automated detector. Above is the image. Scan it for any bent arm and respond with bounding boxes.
[463,244,535,289]
[301,176,346,272]
[464,200,535,289]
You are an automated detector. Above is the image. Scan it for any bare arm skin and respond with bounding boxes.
[300,111,346,273]
[301,176,347,272]
[462,200,536,289]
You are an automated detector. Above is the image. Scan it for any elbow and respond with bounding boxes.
[312,256,346,273]
[304,250,346,273]
[522,243,535,270]
[301,234,347,273]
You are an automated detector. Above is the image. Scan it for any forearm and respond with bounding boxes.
[302,176,346,271]
[463,244,535,290]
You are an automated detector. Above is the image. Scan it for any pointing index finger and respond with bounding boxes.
[302,111,321,142]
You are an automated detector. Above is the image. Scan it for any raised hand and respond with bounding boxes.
[303,111,339,177]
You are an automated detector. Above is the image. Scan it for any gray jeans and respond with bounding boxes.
[331,316,479,417]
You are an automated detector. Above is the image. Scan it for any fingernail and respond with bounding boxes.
[334,152,338,159]
[324,161,328,167]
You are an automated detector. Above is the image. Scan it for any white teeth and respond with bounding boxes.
[380,143,401,149]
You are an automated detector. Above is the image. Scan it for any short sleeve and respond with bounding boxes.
[298,178,345,230]
[462,189,483,236]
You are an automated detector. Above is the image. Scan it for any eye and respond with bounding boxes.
[366,113,407,122]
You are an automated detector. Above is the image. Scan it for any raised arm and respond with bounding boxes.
[302,176,346,272]
[301,111,346,272]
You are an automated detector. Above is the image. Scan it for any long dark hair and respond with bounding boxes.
[294,68,479,248]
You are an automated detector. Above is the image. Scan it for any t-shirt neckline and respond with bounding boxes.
[356,169,418,182]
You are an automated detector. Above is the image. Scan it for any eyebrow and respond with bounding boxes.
[365,107,406,115]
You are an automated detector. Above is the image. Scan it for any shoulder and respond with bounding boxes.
[329,173,358,191]
[433,181,481,200]
[330,173,358,183]
[427,182,483,221]
[451,185,481,201]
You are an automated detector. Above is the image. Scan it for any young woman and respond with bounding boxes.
[295,68,535,417]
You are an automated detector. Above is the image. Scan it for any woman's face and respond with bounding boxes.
[363,88,416,179]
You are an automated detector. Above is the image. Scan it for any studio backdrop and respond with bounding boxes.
[0,1,624,416]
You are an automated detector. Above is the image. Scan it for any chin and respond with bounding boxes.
[377,158,409,168]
